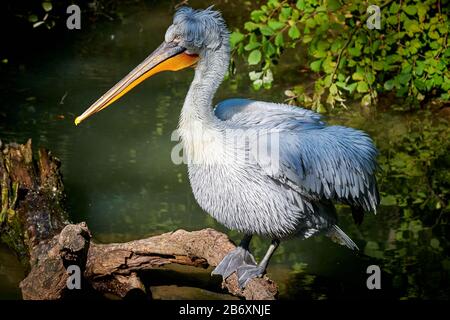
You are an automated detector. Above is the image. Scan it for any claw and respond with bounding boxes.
[212,247,256,280]
[236,264,265,288]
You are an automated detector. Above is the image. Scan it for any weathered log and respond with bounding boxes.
[0,140,278,300]
[85,228,277,300]
[0,139,68,264]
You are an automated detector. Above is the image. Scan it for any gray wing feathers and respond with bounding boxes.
[215,99,379,213]
[289,126,379,212]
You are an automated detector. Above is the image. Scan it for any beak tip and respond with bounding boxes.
[74,117,81,126]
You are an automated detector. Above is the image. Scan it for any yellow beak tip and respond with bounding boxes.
[74,117,81,126]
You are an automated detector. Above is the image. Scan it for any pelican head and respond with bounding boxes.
[165,6,228,55]
[75,6,229,125]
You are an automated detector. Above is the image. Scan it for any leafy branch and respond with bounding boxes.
[229,0,450,111]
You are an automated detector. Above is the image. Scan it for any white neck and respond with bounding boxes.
[178,43,230,165]
[180,43,229,127]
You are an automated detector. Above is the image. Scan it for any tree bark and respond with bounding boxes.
[0,140,278,300]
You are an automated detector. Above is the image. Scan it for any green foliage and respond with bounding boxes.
[230,0,450,111]
[27,1,56,29]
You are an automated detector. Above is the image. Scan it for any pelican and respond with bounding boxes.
[75,7,379,288]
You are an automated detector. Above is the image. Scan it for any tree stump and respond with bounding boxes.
[0,140,278,300]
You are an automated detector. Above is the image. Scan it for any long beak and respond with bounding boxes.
[74,42,199,125]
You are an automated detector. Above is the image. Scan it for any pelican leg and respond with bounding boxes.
[212,235,256,280]
[236,239,280,288]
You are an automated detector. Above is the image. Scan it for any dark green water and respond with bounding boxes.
[0,2,448,300]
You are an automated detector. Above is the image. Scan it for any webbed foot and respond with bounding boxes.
[236,264,266,288]
[211,246,257,279]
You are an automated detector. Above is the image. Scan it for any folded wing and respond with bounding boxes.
[215,99,379,214]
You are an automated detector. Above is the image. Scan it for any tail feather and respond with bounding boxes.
[327,225,359,250]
